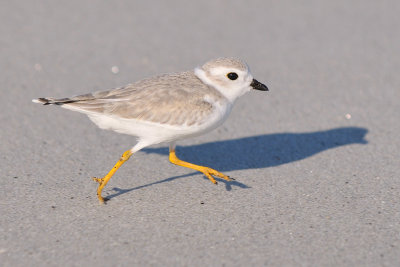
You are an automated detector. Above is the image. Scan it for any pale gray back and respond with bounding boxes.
[65,71,225,126]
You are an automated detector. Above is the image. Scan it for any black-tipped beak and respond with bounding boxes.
[251,79,269,91]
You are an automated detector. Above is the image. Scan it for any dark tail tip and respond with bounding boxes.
[39,98,52,105]
[32,97,74,105]
[32,98,52,105]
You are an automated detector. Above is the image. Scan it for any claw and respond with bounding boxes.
[203,172,218,184]
[92,177,103,184]
[98,195,107,204]
[209,169,231,181]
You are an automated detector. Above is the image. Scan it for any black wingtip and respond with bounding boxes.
[40,98,52,105]
[33,97,77,105]
[32,98,51,105]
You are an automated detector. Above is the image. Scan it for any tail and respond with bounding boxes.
[32,97,79,105]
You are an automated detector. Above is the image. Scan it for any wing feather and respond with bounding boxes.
[63,71,224,126]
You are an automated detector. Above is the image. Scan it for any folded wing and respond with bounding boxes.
[34,72,221,126]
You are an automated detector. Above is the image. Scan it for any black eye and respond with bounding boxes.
[227,72,238,80]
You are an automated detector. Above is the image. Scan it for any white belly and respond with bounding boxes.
[87,101,232,146]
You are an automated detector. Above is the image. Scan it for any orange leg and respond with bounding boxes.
[169,149,232,184]
[92,150,133,203]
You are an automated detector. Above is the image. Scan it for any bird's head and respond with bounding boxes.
[194,57,268,102]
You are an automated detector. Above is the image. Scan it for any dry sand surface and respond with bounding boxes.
[1,1,399,266]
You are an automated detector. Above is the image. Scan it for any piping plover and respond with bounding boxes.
[33,57,268,203]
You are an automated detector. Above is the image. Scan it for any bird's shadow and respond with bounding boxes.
[107,127,368,200]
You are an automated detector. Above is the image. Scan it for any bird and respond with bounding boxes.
[33,57,268,203]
